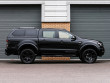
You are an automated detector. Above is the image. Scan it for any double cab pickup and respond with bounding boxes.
[5,28,104,64]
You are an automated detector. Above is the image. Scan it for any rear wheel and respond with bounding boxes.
[20,49,36,64]
[81,49,97,63]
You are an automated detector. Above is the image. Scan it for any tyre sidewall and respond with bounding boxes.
[82,49,97,63]
[20,49,36,64]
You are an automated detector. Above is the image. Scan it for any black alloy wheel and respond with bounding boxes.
[20,49,36,64]
[82,49,97,63]
[79,56,85,63]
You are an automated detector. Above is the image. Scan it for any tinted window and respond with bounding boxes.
[43,31,56,38]
[25,29,37,36]
[12,30,25,36]
[59,31,72,39]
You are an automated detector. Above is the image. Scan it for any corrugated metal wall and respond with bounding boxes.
[71,5,110,59]
[0,5,41,59]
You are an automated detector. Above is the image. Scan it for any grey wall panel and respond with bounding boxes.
[0,5,41,59]
[71,5,110,59]
[0,5,41,29]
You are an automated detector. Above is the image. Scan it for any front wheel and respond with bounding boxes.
[20,49,36,64]
[81,49,97,63]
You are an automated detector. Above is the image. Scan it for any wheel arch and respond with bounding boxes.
[80,45,99,56]
[18,43,38,55]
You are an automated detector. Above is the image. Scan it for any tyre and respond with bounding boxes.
[20,49,36,64]
[81,49,97,63]
[79,56,85,63]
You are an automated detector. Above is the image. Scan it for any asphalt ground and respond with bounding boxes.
[0,59,110,83]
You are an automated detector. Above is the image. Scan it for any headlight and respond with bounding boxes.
[97,42,103,46]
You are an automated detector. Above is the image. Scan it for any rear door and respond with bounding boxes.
[38,29,59,55]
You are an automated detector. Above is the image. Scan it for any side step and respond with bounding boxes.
[42,56,70,60]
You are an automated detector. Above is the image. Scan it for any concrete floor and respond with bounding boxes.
[0,60,110,83]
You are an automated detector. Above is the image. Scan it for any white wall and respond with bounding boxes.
[42,1,70,22]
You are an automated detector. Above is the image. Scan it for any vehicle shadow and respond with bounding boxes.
[3,59,110,64]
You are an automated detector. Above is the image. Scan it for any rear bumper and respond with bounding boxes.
[5,48,18,56]
[5,49,11,55]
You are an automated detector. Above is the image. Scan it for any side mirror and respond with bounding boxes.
[71,36,76,41]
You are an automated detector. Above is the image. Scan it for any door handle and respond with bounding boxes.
[41,39,46,42]
[60,40,63,44]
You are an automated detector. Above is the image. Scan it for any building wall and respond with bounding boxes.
[0,0,110,31]
[0,0,109,59]
[0,1,110,28]
[42,1,70,22]
[42,22,70,31]
[41,1,70,30]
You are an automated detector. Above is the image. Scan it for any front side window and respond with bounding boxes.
[43,31,56,38]
[59,31,72,39]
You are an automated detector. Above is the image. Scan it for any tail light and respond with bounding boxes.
[6,40,8,43]
[6,40,8,48]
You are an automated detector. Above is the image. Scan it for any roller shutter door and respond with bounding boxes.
[0,5,41,59]
[71,5,110,59]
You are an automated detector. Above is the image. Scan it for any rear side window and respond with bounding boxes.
[12,30,25,36]
[25,29,37,37]
[43,31,56,38]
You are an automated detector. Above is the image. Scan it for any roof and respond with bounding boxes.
[41,28,66,31]
[15,28,67,31]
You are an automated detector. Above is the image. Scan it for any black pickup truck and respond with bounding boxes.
[5,28,104,64]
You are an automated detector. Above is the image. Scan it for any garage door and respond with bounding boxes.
[71,5,110,59]
[0,5,41,59]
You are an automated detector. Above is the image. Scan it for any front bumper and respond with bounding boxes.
[98,46,105,56]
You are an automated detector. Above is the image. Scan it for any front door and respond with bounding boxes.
[57,30,79,55]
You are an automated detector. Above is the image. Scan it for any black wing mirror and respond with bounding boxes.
[71,36,76,41]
